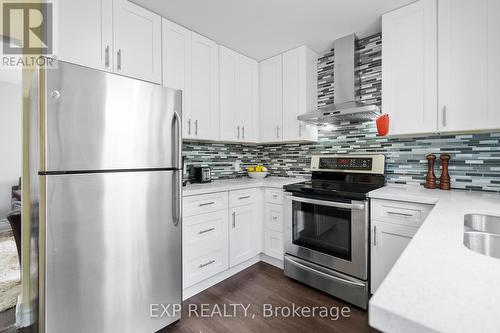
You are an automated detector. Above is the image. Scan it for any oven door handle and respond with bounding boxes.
[291,196,366,210]
[285,256,366,288]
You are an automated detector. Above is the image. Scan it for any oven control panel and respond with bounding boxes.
[319,157,372,170]
[310,155,385,174]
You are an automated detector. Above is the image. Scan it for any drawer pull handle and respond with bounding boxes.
[238,196,251,200]
[198,227,215,234]
[387,211,413,217]
[199,260,215,268]
[199,201,215,207]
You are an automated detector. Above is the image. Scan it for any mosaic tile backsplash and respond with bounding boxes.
[183,33,500,192]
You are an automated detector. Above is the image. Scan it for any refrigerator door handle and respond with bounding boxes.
[172,111,182,226]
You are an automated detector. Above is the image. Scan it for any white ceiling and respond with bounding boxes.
[134,0,413,61]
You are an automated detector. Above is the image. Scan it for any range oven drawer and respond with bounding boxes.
[284,255,369,309]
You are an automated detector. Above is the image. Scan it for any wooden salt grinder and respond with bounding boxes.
[424,154,437,189]
[439,154,451,190]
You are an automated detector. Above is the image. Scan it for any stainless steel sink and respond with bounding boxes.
[464,214,500,260]
[465,214,500,234]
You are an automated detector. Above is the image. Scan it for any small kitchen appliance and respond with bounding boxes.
[190,166,212,183]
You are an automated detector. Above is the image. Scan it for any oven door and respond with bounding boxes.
[284,193,369,280]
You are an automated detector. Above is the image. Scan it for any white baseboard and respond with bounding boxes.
[259,253,284,269]
[183,255,261,300]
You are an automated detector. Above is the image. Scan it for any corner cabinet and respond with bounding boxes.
[259,46,318,143]
[382,0,437,136]
[438,0,500,133]
[219,46,259,142]
[57,0,161,84]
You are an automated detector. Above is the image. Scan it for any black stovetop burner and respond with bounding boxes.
[284,171,385,200]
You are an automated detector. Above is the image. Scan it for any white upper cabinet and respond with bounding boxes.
[238,55,259,142]
[219,46,240,141]
[112,0,161,84]
[219,46,259,142]
[57,0,160,83]
[438,0,500,133]
[162,18,192,137]
[259,55,283,142]
[282,46,318,142]
[57,0,113,71]
[382,0,437,136]
[189,32,219,140]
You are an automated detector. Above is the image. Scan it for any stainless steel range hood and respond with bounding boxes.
[298,34,380,125]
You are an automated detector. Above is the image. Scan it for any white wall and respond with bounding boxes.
[0,80,22,219]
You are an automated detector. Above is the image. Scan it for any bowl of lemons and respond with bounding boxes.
[247,165,268,179]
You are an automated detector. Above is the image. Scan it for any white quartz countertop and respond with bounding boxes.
[182,176,305,196]
[368,184,500,333]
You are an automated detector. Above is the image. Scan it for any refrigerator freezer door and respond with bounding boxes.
[44,61,182,172]
[45,171,181,333]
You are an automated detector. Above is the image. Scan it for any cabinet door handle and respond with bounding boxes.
[273,194,278,198]
[242,125,245,139]
[232,211,236,228]
[238,195,251,200]
[117,49,122,71]
[198,201,215,207]
[188,119,191,135]
[276,126,280,139]
[199,260,215,268]
[442,106,447,127]
[195,120,198,136]
[198,227,215,235]
[237,125,240,139]
[373,225,377,246]
[299,124,302,137]
[386,211,413,217]
[272,216,278,220]
[105,45,110,68]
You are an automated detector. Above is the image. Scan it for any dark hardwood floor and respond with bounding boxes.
[161,262,376,333]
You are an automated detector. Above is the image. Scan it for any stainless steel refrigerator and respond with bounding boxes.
[28,60,182,333]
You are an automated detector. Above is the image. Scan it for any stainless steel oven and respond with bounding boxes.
[282,154,385,309]
[284,194,369,279]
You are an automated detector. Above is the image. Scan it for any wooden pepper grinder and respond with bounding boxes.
[424,154,437,189]
[439,154,451,190]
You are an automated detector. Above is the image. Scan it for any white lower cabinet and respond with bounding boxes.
[264,229,284,260]
[370,198,433,294]
[183,210,229,287]
[263,189,285,260]
[229,204,257,267]
[370,221,417,293]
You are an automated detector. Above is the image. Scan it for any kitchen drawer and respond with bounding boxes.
[229,188,258,208]
[371,199,433,228]
[265,188,284,205]
[265,203,283,232]
[183,243,228,287]
[183,192,228,217]
[183,210,228,246]
[264,229,283,260]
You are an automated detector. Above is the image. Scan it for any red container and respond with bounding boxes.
[376,114,390,136]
